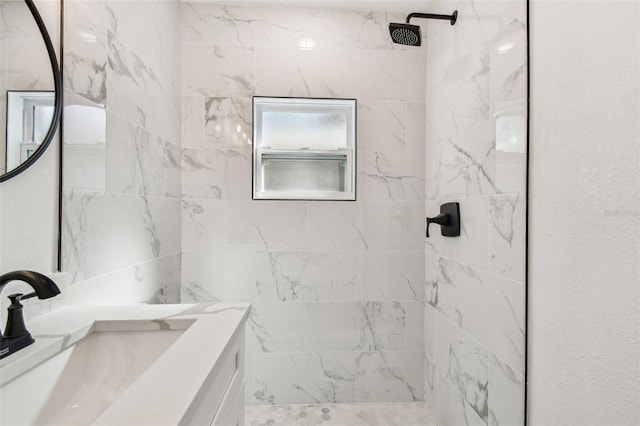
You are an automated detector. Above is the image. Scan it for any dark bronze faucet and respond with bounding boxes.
[0,271,60,359]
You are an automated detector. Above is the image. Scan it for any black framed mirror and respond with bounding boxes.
[0,0,62,182]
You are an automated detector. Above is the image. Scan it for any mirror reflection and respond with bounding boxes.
[0,0,57,176]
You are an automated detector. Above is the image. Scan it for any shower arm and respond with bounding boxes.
[406,11,458,25]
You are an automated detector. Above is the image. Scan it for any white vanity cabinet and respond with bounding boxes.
[183,325,245,426]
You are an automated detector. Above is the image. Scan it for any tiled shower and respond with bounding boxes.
[59,0,526,424]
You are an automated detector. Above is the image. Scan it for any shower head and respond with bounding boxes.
[389,11,458,46]
[389,23,422,46]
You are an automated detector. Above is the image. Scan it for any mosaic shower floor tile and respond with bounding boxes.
[245,402,435,426]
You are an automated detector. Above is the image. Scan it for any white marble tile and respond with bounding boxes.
[253,352,356,404]
[182,43,255,97]
[405,202,426,251]
[204,96,252,148]
[494,149,527,194]
[355,351,423,403]
[105,193,181,271]
[245,353,254,405]
[307,202,366,251]
[3,39,55,91]
[424,303,436,360]
[163,139,182,198]
[404,301,425,351]
[357,101,406,152]
[255,47,358,99]
[225,201,306,250]
[449,388,486,426]
[489,193,526,282]
[181,199,205,252]
[203,199,227,251]
[181,148,251,200]
[1,0,44,39]
[107,28,180,143]
[430,125,498,199]
[361,202,406,250]
[424,355,449,426]
[180,2,202,43]
[63,0,107,105]
[358,251,424,301]
[202,4,255,47]
[102,1,176,83]
[406,102,426,152]
[425,253,439,309]
[356,50,426,102]
[254,251,357,302]
[358,152,424,202]
[433,312,489,423]
[424,140,442,202]
[62,189,107,283]
[220,251,257,301]
[107,31,158,129]
[306,302,359,352]
[489,19,527,110]
[180,251,223,303]
[160,252,182,304]
[246,302,306,353]
[62,90,106,190]
[182,96,205,149]
[403,49,427,102]
[67,258,165,306]
[307,302,405,351]
[106,112,165,196]
[435,257,525,375]
[488,354,524,426]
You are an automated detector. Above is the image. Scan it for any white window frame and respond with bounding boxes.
[252,96,357,201]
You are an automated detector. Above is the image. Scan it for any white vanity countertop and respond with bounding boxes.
[0,303,250,425]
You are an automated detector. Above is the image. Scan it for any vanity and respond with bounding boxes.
[0,303,249,426]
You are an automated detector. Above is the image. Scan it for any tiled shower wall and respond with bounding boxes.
[422,1,527,425]
[61,0,182,305]
[180,4,427,405]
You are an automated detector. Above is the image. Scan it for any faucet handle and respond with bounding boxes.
[4,293,32,339]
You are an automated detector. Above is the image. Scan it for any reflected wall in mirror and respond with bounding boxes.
[0,0,61,178]
[0,0,62,312]
[5,90,55,170]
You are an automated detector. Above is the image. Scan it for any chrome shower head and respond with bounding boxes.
[389,23,422,46]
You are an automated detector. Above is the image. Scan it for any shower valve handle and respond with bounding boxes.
[426,214,450,238]
[426,202,461,238]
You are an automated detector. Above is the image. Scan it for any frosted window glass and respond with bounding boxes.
[263,156,346,192]
[262,112,347,149]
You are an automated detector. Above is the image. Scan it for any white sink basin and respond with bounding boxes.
[0,303,250,426]
[0,321,189,426]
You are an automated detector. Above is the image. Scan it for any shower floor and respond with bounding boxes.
[245,402,435,426]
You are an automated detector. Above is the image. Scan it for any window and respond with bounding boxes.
[252,97,356,200]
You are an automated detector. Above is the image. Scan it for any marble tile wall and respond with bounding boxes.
[180,3,426,405]
[422,1,527,425]
[61,0,182,306]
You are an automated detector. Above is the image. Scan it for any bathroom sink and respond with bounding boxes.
[0,320,190,425]
[0,303,249,426]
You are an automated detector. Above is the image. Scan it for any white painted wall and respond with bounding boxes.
[528,1,640,424]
